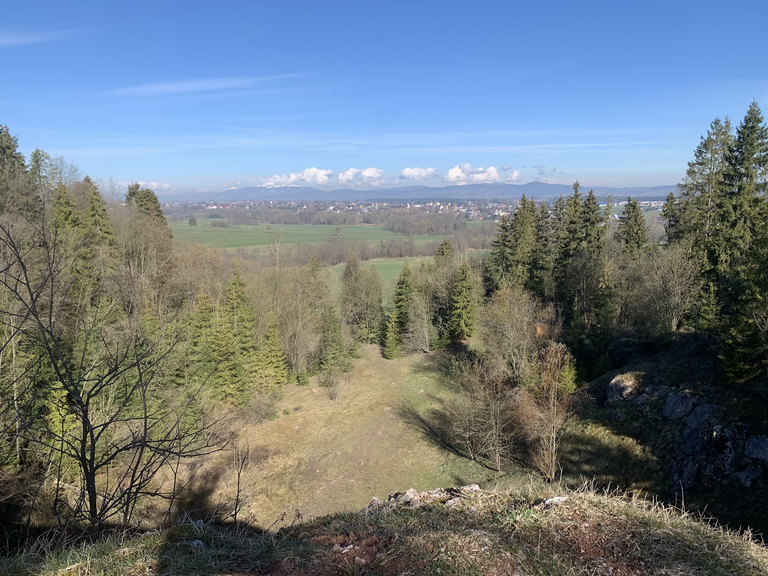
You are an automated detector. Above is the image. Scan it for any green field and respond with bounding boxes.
[332,256,433,297]
[170,221,448,250]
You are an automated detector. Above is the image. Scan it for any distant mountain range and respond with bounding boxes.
[170,182,677,203]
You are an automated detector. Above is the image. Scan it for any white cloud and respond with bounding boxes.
[337,167,384,186]
[262,167,333,187]
[338,168,360,184]
[110,73,304,96]
[446,163,521,184]
[360,167,384,181]
[0,29,77,46]
[117,180,173,191]
[398,167,438,180]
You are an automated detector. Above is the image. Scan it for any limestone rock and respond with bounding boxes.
[686,405,718,429]
[664,392,694,420]
[607,373,641,404]
[746,435,768,462]
[736,465,762,488]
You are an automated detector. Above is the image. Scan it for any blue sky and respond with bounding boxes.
[2,0,767,197]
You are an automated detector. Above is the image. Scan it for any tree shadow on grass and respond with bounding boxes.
[396,403,499,472]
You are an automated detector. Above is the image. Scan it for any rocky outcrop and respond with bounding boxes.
[746,435,768,462]
[365,484,481,513]
[686,405,718,429]
[663,392,694,420]
[606,373,641,404]
[670,425,737,492]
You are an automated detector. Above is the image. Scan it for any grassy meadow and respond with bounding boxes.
[195,344,523,530]
[169,221,450,250]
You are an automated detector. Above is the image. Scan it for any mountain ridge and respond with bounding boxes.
[166,182,677,203]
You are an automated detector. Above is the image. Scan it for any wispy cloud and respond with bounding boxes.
[110,73,307,96]
[0,29,79,46]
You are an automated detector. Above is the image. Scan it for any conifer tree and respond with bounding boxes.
[82,177,115,246]
[52,184,80,232]
[508,195,538,287]
[487,215,514,292]
[434,239,455,265]
[254,317,288,393]
[382,311,400,359]
[616,197,649,254]
[392,263,413,335]
[676,117,733,255]
[320,307,350,372]
[449,262,476,342]
[529,201,556,299]
[582,189,607,256]
[715,102,768,378]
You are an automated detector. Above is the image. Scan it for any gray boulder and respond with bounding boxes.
[607,373,641,404]
[736,465,762,488]
[686,405,718,429]
[746,435,768,462]
[664,392,694,420]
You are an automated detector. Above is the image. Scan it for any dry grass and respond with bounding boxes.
[6,485,767,575]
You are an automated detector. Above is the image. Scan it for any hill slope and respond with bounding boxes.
[7,486,767,575]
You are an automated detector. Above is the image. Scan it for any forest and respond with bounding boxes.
[0,101,767,550]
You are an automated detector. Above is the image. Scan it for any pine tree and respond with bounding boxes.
[676,117,733,256]
[555,182,584,283]
[582,189,607,256]
[254,318,288,393]
[82,177,115,246]
[392,263,413,335]
[487,215,514,292]
[508,195,538,287]
[382,311,400,359]
[661,191,681,244]
[320,307,350,372]
[715,102,768,379]
[52,184,80,232]
[434,239,455,265]
[529,201,556,300]
[616,197,649,254]
[449,262,476,342]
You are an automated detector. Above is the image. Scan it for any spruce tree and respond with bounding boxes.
[382,311,400,359]
[616,197,649,254]
[434,239,455,265]
[392,263,413,335]
[716,102,768,378]
[508,195,538,287]
[449,262,476,342]
[529,201,556,300]
[487,215,514,292]
[582,189,607,256]
[254,318,288,393]
[320,307,350,372]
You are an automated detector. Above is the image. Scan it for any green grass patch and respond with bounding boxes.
[170,222,449,250]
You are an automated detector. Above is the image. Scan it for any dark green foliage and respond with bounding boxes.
[254,318,288,393]
[126,182,168,224]
[487,215,514,292]
[320,307,351,372]
[434,239,455,264]
[529,201,556,299]
[449,262,476,342]
[82,177,115,247]
[616,197,649,254]
[0,125,25,173]
[581,189,607,256]
[392,263,413,335]
[382,311,400,359]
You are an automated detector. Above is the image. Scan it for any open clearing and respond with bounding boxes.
[169,222,449,250]
[224,345,525,529]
